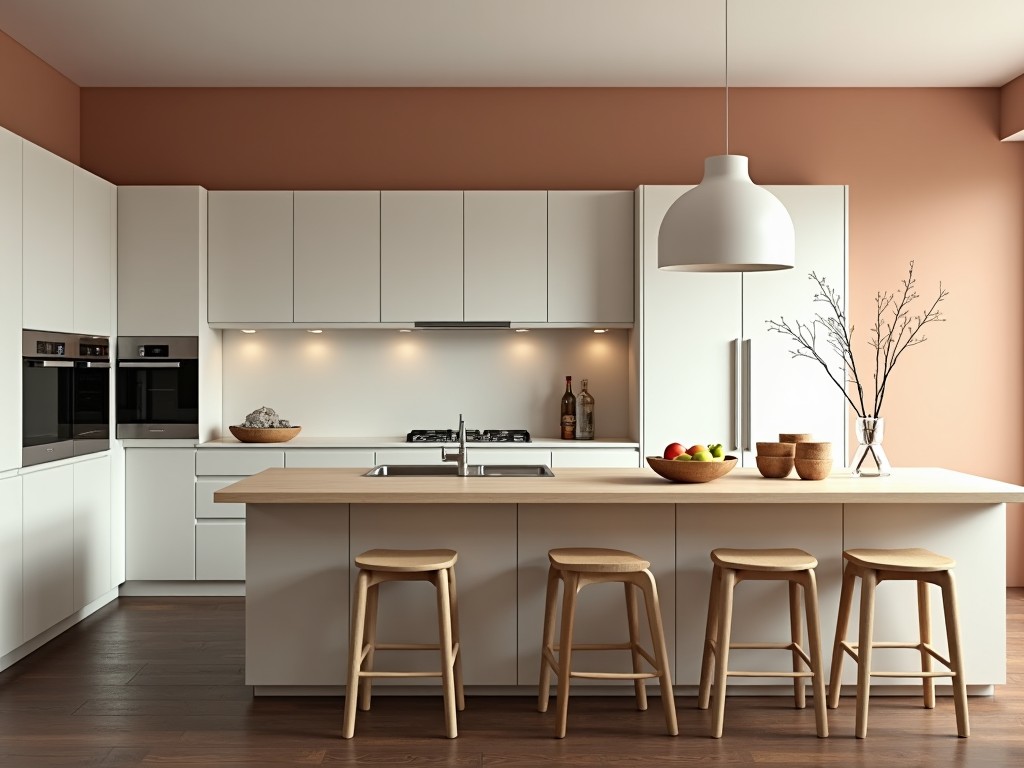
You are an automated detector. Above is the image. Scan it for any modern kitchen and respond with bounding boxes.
[2,1,1024,765]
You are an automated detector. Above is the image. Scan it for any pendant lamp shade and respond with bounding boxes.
[658,155,795,272]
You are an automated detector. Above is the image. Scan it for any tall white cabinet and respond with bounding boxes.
[0,128,22,473]
[639,185,848,464]
[22,465,75,641]
[0,475,22,657]
[73,168,114,336]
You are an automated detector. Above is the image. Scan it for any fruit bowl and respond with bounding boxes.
[645,455,737,483]
[229,425,302,443]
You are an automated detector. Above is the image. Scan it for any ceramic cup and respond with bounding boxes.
[756,456,795,478]
[779,433,812,444]
[795,441,832,460]
[756,441,796,457]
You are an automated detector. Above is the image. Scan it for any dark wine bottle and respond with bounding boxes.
[560,376,576,439]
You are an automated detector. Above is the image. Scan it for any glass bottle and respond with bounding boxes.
[560,376,576,439]
[576,379,595,440]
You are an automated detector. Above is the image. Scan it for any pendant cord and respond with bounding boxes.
[724,0,729,155]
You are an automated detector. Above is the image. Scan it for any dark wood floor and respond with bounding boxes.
[0,591,1022,766]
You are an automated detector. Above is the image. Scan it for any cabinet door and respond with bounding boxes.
[548,191,634,324]
[208,191,293,323]
[23,141,74,332]
[117,186,204,336]
[294,191,381,323]
[464,191,547,322]
[73,168,113,336]
[640,186,742,459]
[73,456,111,610]
[125,448,196,580]
[380,191,463,322]
[0,128,22,473]
[284,449,376,468]
[23,465,74,640]
[373,448,445,466]
[196,520,245,580]
[549,448,640,468]
[0,475,22,656]
[351,503,519,686]
[742,186,847,464]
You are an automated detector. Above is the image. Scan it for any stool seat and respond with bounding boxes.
[548,547,649,573]
[355,548,458,572]
[711,547,818,572]
[843,547,955,572]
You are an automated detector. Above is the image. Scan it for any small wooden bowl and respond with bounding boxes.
[779,433,812,444]
[795,441,832,460]
[229,425,302,443]
[756,456,795,478]
[646,456,737,484]
[756,441,796,457]
[795,458,832,480]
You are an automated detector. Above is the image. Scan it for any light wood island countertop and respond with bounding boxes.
[215,466,1024,505]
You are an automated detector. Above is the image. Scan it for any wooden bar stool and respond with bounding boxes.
[537,547,677,738]
[827,547,968,738]
[698,548,828,739]
[343,548,464,739]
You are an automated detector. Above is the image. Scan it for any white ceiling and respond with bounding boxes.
[0,0,1023,88]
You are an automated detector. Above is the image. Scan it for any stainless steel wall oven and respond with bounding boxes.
[116,336,199,439]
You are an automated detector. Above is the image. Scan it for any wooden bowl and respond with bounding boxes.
[646,456,737,484]
[756,456,795,478]
[779,433,812,444]
[756,441,796,457]
[795,441,832,460]
[229,425,302,443]
[795,458,832,481]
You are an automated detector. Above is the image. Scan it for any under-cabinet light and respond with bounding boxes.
[306,329,323,334]
[593,329,608,334]
[241,329,256,334]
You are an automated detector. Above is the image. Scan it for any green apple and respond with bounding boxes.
[690,450,713,462]
[709,443,725,459]
[674,452,693,461]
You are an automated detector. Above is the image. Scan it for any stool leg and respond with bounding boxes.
[537,565,560,714]
[916,580,935,709]
[638,569,678,737]
[828,561,857,709]
[938,570,970,737]
[789,579,806,710]
[624,581,648,712]
[343,569,370,739]
[800,569,829,738]
[711,567,736,739]
[698,565,722,710]
[855,568,877,739]
[434,568,458,739]
[358,582,379,711]
[554,570,580,739]
[447,565,466,711]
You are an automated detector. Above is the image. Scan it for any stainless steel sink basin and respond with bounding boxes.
[364,464,554,477]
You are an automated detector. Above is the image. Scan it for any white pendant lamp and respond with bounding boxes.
[658,1,794,273]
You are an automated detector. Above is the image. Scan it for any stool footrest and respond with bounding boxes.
[571,671,660,680]
[727,670,816,679]
[841,641,953,671]
[371,642,457,652]
[551,642,632,651]
[866,670,957,679]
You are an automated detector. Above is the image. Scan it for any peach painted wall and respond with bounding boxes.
[0,29,79,162]
[1002,73,1024,140]
[78,87,1024,585]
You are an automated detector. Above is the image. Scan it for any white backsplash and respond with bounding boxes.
[222,329,631,438]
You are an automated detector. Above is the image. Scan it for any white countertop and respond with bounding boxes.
[195,436,639,449]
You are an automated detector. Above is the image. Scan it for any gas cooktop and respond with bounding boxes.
[406,429,531,443]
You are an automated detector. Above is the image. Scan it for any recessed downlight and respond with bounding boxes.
[514,328,529,333]
[241,329,256,334]
[593,329,608,334]
[306,329,323,334]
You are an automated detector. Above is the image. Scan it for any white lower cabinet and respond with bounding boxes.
[675,503,843,686]
[196,521,246,580]
[284,449,375,468]
[550,448,640,468]
[22,466,74,641]
[465,449,551,466]
[125,448,196,580]
[350,503,519,686]
[517,503,676,686]
[0,475,23,656]
[373,448,445,466]
[73,457,111,610]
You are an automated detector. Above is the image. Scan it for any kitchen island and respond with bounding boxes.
[216,467,1024,696]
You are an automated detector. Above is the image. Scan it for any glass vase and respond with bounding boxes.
[850,417,891,477]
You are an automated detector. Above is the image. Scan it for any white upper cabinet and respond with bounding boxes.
[380,191,463,322]
[22,141,74,333]
[0,128,22,473]
[73,167,113,336]
[118,186,207,336]
[294,191,381,323]
[548,191,634,324]
[464,191,547,323]
[208,191,293,324]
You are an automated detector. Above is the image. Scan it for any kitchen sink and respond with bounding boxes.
[364,464,554,477]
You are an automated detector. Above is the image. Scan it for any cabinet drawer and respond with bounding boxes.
[465,449,551,466]
[550,449,640,468]
[285,449,376,468]
[197,478,245,519]
[373,448,445,466]
[196,520,245,581]
[196,449,284,476]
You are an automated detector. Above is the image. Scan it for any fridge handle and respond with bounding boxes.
[743,338,752,452]
[732,338,741,451]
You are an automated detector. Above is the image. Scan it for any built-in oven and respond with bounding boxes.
[23,330,75,466]
[73,337,110,456]
[116,336,199,439]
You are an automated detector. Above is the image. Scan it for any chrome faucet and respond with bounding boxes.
[441,413,469,476]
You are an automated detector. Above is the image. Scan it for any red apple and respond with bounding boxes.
[663,442,686,460]
[686,444,708,457]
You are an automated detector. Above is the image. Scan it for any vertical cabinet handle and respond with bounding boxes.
[743,339,752,452]
[732,338,741,451]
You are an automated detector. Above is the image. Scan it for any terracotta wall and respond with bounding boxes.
[1002,73,1024,140]
[0,29,79,162]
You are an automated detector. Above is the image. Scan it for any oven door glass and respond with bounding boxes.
[23,359,74,465]
[116,360,199,437]
[74,361,110,455]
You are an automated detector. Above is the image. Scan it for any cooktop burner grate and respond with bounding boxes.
[406,429,532,443]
